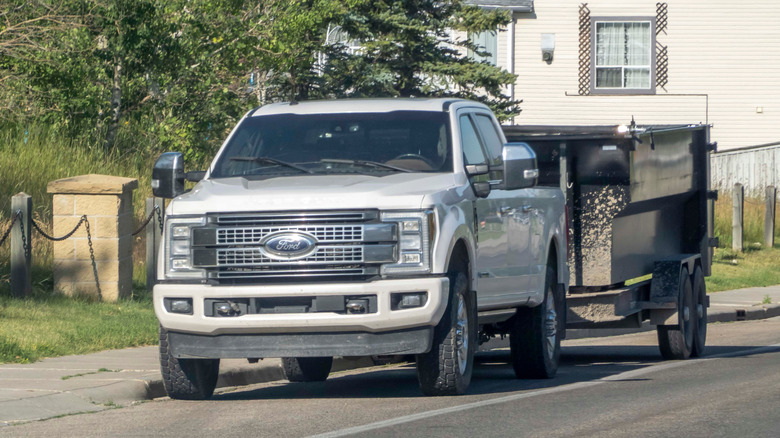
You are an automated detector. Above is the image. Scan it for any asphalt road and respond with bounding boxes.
[3,318,779,438]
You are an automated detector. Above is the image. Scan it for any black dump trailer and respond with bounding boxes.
[503,123,716,359]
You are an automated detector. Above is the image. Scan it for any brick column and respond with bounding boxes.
[47,174,138,302]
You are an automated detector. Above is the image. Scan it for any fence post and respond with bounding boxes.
[732,183,744,252]
[11,193,32,297]
[766,186,777,248]
[146,197,165,290]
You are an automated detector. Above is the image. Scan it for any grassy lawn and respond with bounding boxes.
[0,276,157,364]
[707,246,780,292]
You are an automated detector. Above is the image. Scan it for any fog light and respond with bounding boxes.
[166,298,193,315]
[392,292,427,310]
[215,302,232,316]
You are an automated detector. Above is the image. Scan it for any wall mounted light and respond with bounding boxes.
[542,33,555,63]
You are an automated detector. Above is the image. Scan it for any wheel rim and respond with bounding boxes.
[681,279,694,349]
[455,292,469,375]
[544,288,557,360]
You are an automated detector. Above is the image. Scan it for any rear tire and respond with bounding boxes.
[416,270,476,396]
[282,357,333,382]
[510,266,562,379]
[657,267,694,360]
[159,326,220,400]
[691,266,707,357]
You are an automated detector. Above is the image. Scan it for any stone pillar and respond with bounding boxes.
[47,174,138,301]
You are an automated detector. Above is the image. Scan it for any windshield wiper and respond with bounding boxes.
[319,158,412,173]
[229,156,313,174]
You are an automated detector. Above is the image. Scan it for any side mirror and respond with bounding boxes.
[502,143,538,190]
[152,152,185,198]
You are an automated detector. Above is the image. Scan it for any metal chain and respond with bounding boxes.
[30,214,101,299]
[132,205,159,236]
[156,203,164,235]
[84,219,102,300]
[0,210,21,247]
[18,212,30,259]
[32,215,87,241]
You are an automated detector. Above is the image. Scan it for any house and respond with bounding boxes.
[468,0,780,152]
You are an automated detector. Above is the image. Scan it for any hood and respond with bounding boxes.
[168,172,458,215]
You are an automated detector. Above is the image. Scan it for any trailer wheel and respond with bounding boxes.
[691,266,707,357]
[510,266,561,379]
[416,270,476,396]
[282,357,333,382]
[159,326,220,400]
[657,267,694,360]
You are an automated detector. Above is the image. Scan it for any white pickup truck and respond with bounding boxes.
[152,98,568,399]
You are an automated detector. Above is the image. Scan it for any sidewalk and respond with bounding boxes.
[2,286,780,425]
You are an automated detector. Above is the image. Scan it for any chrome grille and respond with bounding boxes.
[217,246,364,266]
[217,225,363,245]
[205,211,390,281]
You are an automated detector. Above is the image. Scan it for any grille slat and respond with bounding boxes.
[216,246,364,265]
[217,225,363,245]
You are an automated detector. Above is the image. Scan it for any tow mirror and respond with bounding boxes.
[152,152,185,198]
[502,143,538,190]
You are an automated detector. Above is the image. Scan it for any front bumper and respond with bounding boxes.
[154,277,449,336]
[168,326,433,358]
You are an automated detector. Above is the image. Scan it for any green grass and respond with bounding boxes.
[0,289,157,363]
[707,246,780,292]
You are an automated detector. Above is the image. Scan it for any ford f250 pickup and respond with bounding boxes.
[151,98,569,398]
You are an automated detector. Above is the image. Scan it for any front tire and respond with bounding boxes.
[510,266,562,379]
[416,270,476,396]
[282,357,333,382]
[159,326,220,400]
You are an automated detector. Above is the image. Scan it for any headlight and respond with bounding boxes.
[164,216,206,280]
[380,210,436,275]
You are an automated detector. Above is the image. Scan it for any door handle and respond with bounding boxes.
[522,205,534,213]
[500,205,515,215]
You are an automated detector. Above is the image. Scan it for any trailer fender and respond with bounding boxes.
[648,255,700,324]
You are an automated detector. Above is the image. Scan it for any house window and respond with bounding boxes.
[469,30,497,66]
[591,18,655,94]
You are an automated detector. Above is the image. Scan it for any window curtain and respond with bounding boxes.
[624,22,651,88]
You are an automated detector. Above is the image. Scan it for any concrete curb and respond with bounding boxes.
[81,356,380,406]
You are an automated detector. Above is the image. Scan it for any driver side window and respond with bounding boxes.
[460,115,487,165]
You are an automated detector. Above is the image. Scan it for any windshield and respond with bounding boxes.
[210,111,452,178]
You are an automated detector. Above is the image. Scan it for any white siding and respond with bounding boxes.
[508,1,780,150]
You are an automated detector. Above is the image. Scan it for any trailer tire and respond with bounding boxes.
[657,267,694,360]
[159,326,220,400]
[691,266,707,357]
[510,265,561,379]
[416,270,476,396]
[282,357,333,382]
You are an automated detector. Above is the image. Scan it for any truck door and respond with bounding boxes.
[472,112,532,305]
[459,112,508,307]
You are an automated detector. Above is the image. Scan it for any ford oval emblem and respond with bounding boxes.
[262,231,317,259]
